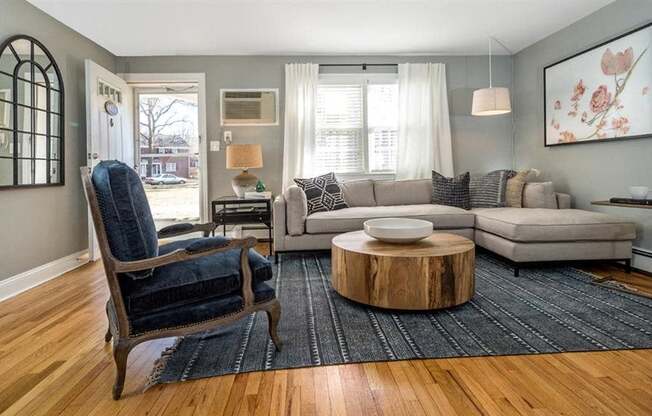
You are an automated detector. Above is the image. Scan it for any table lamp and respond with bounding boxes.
[226,144,263,197]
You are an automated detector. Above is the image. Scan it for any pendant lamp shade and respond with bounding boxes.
[472,87,511,116]
[472,37,512,116]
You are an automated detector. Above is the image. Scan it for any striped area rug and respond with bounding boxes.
[150,252,652,385]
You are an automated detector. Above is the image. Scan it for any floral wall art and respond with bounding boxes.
[544,23,652,146]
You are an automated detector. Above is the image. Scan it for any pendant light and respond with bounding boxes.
[472,37,512,116]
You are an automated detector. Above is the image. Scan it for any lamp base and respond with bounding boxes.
[232,170,258,197]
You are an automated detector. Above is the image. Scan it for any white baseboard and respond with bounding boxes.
[0,250,89,302]
[632,247,652,274]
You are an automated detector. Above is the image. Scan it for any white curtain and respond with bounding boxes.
[282,63,319,190]
[396,63,453,179]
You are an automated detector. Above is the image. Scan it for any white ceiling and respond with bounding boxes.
[26,0,614,56]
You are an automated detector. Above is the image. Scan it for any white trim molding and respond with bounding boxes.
[0,250,89,303]
[632,247,652,274]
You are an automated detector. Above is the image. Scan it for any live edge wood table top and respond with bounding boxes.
[331,231,475,310]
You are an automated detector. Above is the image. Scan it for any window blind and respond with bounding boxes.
[315,84,364,173]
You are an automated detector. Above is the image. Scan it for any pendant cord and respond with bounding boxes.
[489,37,493,88]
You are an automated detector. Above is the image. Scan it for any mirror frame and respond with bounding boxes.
[0,34,65,189]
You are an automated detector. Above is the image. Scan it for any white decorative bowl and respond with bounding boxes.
[629,186,649,200]
[363,218,433,244]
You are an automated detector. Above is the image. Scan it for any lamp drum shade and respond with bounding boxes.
[471,87,511,116]
[226,144,263,169]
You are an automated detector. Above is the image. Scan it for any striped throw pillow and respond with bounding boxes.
[469,170,510,208]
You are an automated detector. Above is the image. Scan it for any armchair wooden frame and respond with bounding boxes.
[80,168,282,400]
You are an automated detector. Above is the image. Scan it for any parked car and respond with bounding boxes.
[144,174,187,185]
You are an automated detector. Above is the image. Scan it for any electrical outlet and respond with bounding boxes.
[210,141,221,152]
[224,130,232,144]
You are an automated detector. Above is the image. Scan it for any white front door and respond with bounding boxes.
[85,60,135,260]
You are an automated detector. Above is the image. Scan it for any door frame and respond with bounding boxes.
[85,60,135,260]
[120,73,209,223]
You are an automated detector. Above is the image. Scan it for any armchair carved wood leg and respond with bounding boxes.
[112,339,133,400]
[104,304,112,343]
[265,300,282,351]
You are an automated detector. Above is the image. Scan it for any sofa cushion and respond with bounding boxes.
[470,170,510,208]
[129,281,275,335]
[432,171,471,210]
[523,182,557,209]
[306,204,475,234]
[294,172,348,215]
[374,179,432,206]
[340,179,376,207]
[92,160,158,279]
[121,238,273,316]
[474,230,632,263]
[472,208,636,242]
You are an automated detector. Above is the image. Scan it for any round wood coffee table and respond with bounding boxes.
[331,231,475,310]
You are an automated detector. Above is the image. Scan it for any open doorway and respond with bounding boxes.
[136,87,201,230]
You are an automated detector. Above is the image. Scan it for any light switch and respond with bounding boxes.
[210,141,221,152]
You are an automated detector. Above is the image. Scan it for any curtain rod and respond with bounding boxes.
[319,63,398,70]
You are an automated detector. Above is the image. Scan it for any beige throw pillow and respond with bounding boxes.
[505,170,529,208]
[522,182,557,209]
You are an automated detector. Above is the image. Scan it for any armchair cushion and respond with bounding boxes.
[129,281,275,335]
[92,160,158,279]
[185,236,230,253]
[121,238,272,316]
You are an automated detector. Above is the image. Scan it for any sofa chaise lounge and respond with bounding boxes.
[273,178,636,276]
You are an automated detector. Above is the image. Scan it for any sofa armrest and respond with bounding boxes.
[556,192,572,209]
[284,185,308,236]
[273,195,288,252]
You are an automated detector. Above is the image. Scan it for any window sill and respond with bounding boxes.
[335,172,396,182]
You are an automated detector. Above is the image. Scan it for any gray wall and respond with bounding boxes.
[116,55,514,203]
[513,0,652,257]
[0,0,116,280]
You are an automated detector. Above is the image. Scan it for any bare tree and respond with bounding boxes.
[139,96,194,176]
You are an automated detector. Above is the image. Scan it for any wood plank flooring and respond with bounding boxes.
[0,250,651,415]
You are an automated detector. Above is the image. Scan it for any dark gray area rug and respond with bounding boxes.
[150,252,652,385]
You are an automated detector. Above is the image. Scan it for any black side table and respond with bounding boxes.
[211,196,273,257]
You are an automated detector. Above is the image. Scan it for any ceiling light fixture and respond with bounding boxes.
[472,37,512,116]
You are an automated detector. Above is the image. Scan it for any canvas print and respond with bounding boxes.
[545,24,652,146]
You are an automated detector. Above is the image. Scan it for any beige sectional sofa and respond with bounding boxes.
[273,178,636,275]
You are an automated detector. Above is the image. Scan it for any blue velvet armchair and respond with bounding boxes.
[81,161,281,400]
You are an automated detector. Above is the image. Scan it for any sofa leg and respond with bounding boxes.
[624,259,632,274]
[513,266,520,277]
[275,253,280,264]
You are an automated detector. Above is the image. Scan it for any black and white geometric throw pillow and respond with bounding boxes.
[294,172,348,215]
[431,171,471,210]
[469,170,510,208]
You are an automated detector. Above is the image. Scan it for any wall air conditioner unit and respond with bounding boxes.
[220,88,279,126]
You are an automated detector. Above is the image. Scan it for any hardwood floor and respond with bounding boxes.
[0,249,651,415]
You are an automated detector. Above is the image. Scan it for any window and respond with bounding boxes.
[165,162,177,172]
[0,35,64,188]
[315,74,398,175]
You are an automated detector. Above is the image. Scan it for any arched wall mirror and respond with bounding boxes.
[0,35,64,188]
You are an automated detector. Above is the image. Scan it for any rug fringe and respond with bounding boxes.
[144,337,184,391]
